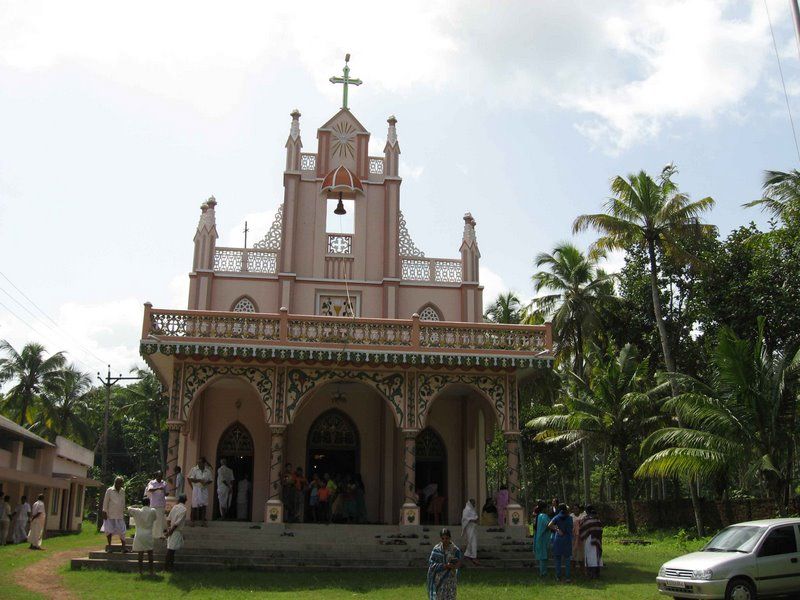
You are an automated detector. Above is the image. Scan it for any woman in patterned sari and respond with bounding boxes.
[427,528,462,599]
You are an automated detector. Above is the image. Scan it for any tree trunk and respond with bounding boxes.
[619,458,637,534]
[574,327,592,504]
[647,239,704,537]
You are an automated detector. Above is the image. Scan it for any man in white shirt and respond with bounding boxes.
[216,459,235,520]
[12,496,30,543]
[0,495,11,545]
[145,470,168,539]
[101,476,127,552]
[27,494,46,550]
[187,457,212,526]
[165,494,187,571]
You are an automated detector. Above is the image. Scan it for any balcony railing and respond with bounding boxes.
[213,247,278,274]
[142,306,552,356]
[300,153,316,172]
[401,258,462,283]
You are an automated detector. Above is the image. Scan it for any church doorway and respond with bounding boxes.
[306,409,359,480]
[416,427,447,525]
[215,422,254,520]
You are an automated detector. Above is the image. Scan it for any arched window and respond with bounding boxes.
[308,410,359,449]
[416,427,446,460]
[232,296,257,313]
[418,305,441,321]
[219,422,254,456]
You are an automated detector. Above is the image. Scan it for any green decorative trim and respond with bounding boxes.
[140,341,552,370]
[180,364,275,420]
[417,372,506,429]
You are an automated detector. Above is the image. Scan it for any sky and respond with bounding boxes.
[0,0,797,376]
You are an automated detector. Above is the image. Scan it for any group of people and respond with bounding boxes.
[281,464,367,524]
[178,457,251,525]
[0,493,46,550]
[427,496,605,598]
[532,498,604,582]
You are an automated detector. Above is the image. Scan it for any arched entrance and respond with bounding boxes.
[215,422,254,520]
[416,427,447,524]
[306,409,360,479]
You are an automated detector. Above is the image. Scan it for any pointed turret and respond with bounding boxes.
[192,196,218,271]
[285,109,302,172]
[460,212,480,283]
[384,115,400,177]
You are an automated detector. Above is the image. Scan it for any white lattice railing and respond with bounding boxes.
[144,307,552,355]
[300,153,316,172]
[214,247,278,274]
[327,233,353,255]
[401,258,462,283]
[368,157,385,175]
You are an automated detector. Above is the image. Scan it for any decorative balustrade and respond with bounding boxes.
[143,306,552,357]
[327,233,353,255]
[300,153,317,172]
[214,248,278,274]
[368,157,385,175]
[401,257,462,283]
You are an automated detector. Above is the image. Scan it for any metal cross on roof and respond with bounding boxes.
[329,53,362,110]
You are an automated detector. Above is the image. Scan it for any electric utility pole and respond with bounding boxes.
[95,365,142,529]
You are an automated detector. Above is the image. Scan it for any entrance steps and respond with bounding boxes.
[71,522,536,572]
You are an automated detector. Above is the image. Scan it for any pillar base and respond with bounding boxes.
[506,503,526,527]
[400,502,420,526]
[264,499,284,524]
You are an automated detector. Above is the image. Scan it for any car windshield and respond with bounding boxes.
[703,526,765,553]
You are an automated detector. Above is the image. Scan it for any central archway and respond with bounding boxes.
[415,427,447,524]
[306,409,360,479]
[215,422,254,520]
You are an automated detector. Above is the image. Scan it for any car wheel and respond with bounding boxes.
[726,578,756,600]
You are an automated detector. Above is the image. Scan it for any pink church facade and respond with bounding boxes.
[140,103,553,526]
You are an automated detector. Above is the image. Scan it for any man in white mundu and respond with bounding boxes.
[187,457,212,526]
[145,470,168,539]
[101,477,127,552]
[216,458,235,520]
[164,494,187,571]
[27,494,46,550]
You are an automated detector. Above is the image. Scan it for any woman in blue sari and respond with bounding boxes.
[532,500,549,576]
[427,528,462,599]
[548,503,574,582]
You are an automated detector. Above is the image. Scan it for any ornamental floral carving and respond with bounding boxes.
[180,364,275,421]
[254,203,284,250]
[416,372,506,430]
[398,211,425,257]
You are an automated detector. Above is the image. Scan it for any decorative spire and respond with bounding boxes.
[386,115,398,147]
[462,212,477,246]
[289,109,301,141]
[197,196,217,232]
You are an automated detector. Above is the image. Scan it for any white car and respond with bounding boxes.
[656,518,800,599]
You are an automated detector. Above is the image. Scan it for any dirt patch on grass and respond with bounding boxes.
[14,545,99,600]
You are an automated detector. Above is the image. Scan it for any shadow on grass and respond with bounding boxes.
[151,561,656,595]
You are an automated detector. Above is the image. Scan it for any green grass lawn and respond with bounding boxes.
[0,526,709,599]
[54,529,709,599]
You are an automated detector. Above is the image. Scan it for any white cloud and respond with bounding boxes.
[399,160,425,181]
[479,265,509,311]
[221,209,279,248]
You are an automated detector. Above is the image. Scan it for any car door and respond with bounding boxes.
[755,524,800,595]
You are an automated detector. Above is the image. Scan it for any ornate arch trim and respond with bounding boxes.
[417,373,506,430]
[284,368,404,427]
[182,364,275,423]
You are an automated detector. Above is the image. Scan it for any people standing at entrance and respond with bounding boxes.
[0,495,11,544]
[317,474,330,523]
[216,458,235,520]
[236,474,250,520]
[427,527,462,600]
[128,497,157,575]
[495,485,509,527]
[12,495,30,543]
[548,503,573,583]
[308,474,320,523]
[165,494,187,571]
[187,457,213,526]
[145,471,167,539]
[549,497,559,518]
[533,500,549,577]
[579,505,604,579]
[480,497,497,526]
[281,463,295,522]
[460,499,479,566]
[571,504,586,574]
[102,477,127,553]
[293,467,307,523]
[27,494,45,550]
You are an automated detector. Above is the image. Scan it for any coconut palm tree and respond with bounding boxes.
[744,169,800,224]
[484,292,522,324]
[0,340,66,425]
[119,368,168,473]
[573,165,715,534]
[33,365,94,444]
[531,242,616,502]
[529,344,659,533]
[636,319,800,513]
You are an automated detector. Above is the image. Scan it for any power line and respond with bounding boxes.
[0,270,108,366]
[764,0,800,162]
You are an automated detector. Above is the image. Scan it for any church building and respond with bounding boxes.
[139,59,553,527]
